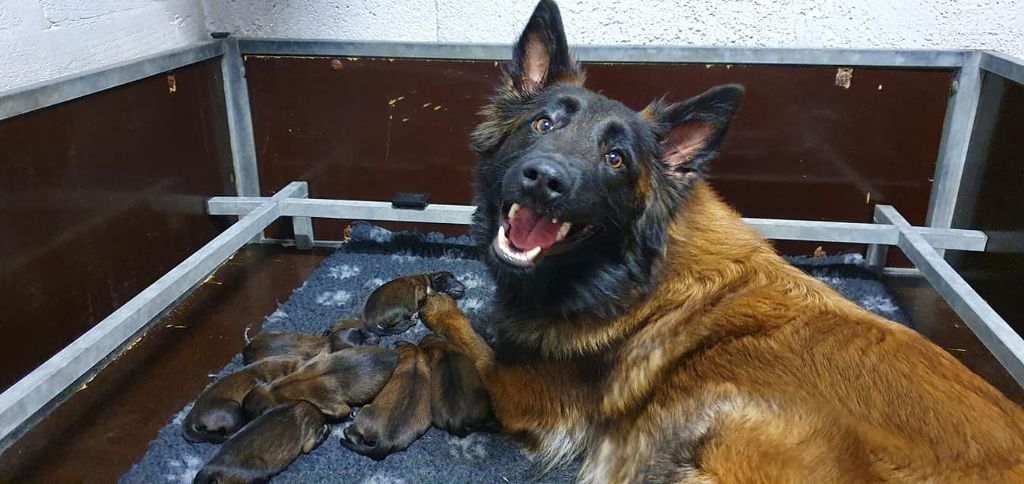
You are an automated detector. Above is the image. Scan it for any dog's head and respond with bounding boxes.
[471,0,743,320]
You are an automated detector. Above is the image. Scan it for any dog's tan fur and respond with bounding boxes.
[421,182,1024,483]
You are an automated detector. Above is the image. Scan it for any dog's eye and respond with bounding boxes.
[533,117,554,133]
[604,150,625,169]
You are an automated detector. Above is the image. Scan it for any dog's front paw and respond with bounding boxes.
[419,294,468,335]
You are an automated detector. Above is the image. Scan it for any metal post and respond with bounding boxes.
[221,38,261,198]
[865,243,889,274]
[927,51,983,238]
[876,205,1024,387]
[290,183,315,250]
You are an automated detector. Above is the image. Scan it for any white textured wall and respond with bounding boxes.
[0,0,206,92]
[0,1,1021,93]
[202,0,1023,57]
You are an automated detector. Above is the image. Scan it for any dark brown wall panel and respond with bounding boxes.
[246,56,952,253]
[954,76,1024,333]
[0,59,234,390]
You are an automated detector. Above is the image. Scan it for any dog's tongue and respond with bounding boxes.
[508,206,561,250]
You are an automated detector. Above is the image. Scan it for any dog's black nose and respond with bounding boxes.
[520,159,571,204]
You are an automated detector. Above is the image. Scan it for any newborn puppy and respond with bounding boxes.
[243,319,379,364]
[428,271,466,300]
[326,318,380,351]
[183,356,303,443]
[340,341,432,460]
[242,332,330,365]
[193,401,328,484]
[419,334,499,437]
[363,272,466,335]
[242,346,397,420]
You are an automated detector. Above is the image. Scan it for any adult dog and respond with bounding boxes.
[421,1,1024,482]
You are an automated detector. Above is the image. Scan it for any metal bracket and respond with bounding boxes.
[875,205,1024,387]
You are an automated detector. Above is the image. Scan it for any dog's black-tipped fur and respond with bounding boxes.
[468,1,743,353]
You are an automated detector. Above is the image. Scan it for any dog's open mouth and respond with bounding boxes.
[492,203,594,267]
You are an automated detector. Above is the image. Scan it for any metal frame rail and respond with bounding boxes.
[1,38,1023,448]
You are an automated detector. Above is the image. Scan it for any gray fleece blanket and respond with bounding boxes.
[122,222,908,483]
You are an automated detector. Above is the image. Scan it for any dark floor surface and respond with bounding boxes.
[0,245,1019,483]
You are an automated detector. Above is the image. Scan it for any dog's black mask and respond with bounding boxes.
[471,0,744,322]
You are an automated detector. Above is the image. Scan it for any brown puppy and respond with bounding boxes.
[340,341,432,460]
[417,2,1024,481]
[419,334,499,437]
[326,318,380,352]
[363,272,466,336]
[182,356,303,443]
[242,346,397,420]
[243,319,379,364]
[192,401,328,484]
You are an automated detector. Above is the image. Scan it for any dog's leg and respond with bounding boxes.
[419,295,494,369]
[419,294,591,463]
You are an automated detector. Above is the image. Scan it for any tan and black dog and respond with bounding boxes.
[243,319,379,364]
[340,341,432,460]
[363,272,466,335]
[418,1,1024,482]
[242,346,397,420]
[419,334,499,437]
[182,356,303,443]
[192,401,328,484]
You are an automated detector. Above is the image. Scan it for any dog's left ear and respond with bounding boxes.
[641,84,744,178]
[510,0,584,92]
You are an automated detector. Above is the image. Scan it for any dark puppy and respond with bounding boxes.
[326,318,380,352]
[242,346,397,420]
[340,342,431,460]
[419,334,499,437]
[182,356,303,443]
[363,272,466,335]
[193,401,328,484]
[242,319,379,364]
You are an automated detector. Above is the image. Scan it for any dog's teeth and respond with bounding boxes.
[525,246,542,261]
[508,203,520,220]
[552,217,559,224]
[498,225,509,248]
[556,222,572,242]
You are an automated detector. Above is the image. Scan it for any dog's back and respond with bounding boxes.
[596,183,1024,482]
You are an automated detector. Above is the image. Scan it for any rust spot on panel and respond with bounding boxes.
[330,59,343,70]
[166,74,177,94]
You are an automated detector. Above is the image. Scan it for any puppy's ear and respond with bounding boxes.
[641,84,744,178]
[509,0,584,92]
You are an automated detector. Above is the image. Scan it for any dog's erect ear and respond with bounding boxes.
[641,84,744,178]
[510,0,583,92]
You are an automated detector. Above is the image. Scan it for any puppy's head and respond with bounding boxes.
[240,384,278,420]
[182,398,246,444]
[326,319,380,350]
[428,271,466,300]
[472,0,743,320]
[339,421,389,461]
